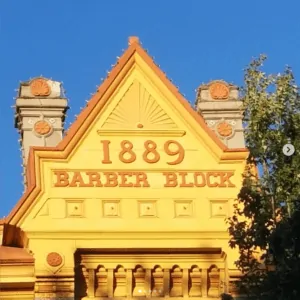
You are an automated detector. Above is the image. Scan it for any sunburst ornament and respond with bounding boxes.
[102,80,177,130]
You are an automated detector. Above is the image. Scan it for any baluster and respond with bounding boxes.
[152,266,164,297]
[114,266,127,297]
[189,266,202,297]
[133,266,146,296]
[95,267,108,297]
[170,266,183,297]
[208,266,220,297]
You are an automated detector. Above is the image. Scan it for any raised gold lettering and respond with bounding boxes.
[86,171,103,187]
[163,172,178,187]
[103,172,118,187]
[119,172,133,187]
[100,139,185,165]
[52,170,236,188]
[134,172,150,187]
[194,172,206,187]
[219,171,235,187]
[69,171,90,187]
[54,171,69,187]
[206,172,219,187]
[178,172,193,187]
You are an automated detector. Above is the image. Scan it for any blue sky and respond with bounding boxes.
[1,1,300,217]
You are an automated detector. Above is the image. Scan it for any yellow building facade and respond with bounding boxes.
[0,37,248,299]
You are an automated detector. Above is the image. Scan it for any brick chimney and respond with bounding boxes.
[15,77,68,186]
[195,80,245,149]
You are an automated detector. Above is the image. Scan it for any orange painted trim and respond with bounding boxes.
[5,37,248,225]
[5,147,38,225]
[224,148,249,152]
[57,43,137,151]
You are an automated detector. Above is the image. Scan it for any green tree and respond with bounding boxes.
[227,55,300,299]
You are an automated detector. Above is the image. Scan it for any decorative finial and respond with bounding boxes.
[128,36,139,46]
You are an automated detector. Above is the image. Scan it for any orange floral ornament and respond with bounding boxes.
[34,120,52,135]
[30,78,51,96]
[209,82,229,100]
[46,252,63,267]
[217,121,233,137]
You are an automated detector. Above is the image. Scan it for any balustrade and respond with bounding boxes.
[80,264,223,298]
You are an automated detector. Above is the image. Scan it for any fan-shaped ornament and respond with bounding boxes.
[209,82,229,100]
[217,121,233,137]
[102,80,178,129]
[34,120,52,135]
[30,78,51,96]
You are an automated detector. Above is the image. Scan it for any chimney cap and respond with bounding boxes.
[196,80,237,91]
[17,77,64,99]
[195,80,239,104]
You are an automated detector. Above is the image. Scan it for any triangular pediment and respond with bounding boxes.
[4,37,248,229]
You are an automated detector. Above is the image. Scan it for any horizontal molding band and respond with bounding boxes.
[26,231,229,240]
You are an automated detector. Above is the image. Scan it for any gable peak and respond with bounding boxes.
[128,36,140,46]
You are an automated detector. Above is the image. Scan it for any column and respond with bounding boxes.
[183,269,189,298]
[107,269,114,298]
[127,269,133,298]
[220,269,226,294]
[201,268,208,297]
[163,268,170,297]
[87,269,95,297]
[145,269,151,298]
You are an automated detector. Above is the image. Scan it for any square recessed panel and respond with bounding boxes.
[174,200,193,217]
[103,200,120,217]
[210,200,229,217]
[66,200,84,217]
[138,201,157,217]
